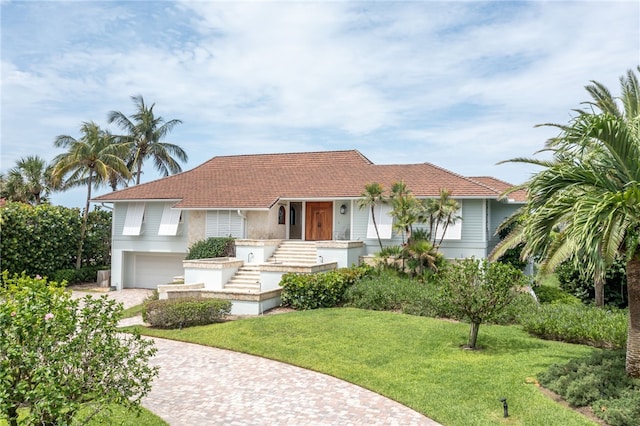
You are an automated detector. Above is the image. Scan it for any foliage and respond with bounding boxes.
[51,265,109,286]
[519,303,628,348]
[82,207,113,267]
[142,297,231,329]
[437,258,528,348]
[52,121,131,269]
[490,67,640,376]
[280,265,372,310]
[534,284,582,305]
[357,182,386,250]
[538,350,640,426]
[343,269,431,312]
[495,221,527,270]
[1,156,53,205]
[0,202,111,278]
[0,202,81,277]
[138,308,597,426]
[0,272,158,426]
[556,258,628,308]
[186,237,235,260]
[107,95,186,185]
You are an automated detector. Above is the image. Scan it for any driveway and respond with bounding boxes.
[72,288,441,425]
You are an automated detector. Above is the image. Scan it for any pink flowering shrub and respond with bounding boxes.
[0,272,158,425]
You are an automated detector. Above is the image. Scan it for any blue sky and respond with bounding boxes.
[1,0,638,209]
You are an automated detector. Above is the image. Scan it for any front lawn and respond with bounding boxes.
[134,308,599,425]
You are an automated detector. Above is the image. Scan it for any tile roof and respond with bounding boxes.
[92,150,522,209]
[468,176,527,203]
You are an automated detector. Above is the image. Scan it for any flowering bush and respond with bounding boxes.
[0,272,158,425]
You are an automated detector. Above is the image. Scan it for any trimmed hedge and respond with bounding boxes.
[142,298,232,329]
[186,237,235,260]
[280,265,372,310]
[519,303,627,348]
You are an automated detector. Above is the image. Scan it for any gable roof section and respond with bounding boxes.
[92,150,518,209]
[469,176,527,203]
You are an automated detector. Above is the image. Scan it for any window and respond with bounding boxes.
[123,203,145,236]
[278,205,286,224]
[367,203,393,239]
[158,204,182,236]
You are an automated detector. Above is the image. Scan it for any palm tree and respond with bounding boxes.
[51,121,131,269]
[358,182,386,250]
[389,181,417,244]
[492,67,640,377]
[107,95,187,185]
[427,189,461,251]
[3,156,53,204]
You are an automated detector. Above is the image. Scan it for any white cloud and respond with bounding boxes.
[1,0,638,208]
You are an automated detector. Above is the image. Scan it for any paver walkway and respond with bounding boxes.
[72,288,441,425]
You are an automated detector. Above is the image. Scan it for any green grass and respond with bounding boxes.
[133,308,599,426]
[1,404,166,425]
[121,303,145,319]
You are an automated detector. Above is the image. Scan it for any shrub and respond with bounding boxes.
[0,271,158,425]
[556,258,628,307]
[344,270,427,311]
[143,297,232,328]
[0,202,81,276]
[280,265,372,310]
[51,265,109,285]
[538,350,640,426]
[186,237,235,260]
[520,303,627,348]
[437,258,528,348]
[534,285,581,305]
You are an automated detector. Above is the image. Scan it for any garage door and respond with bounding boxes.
[130,253,185,289]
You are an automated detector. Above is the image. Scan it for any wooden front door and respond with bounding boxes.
[305,202,333,241]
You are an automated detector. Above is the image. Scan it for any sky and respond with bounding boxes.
[1,0,638,209]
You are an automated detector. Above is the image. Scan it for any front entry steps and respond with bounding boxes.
[224,265,261,292]
[267,240,318,265]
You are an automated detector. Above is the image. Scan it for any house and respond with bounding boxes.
[92,150,525,313]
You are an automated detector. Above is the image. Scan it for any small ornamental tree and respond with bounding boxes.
[439,258,528,349]
[0,272,158,426]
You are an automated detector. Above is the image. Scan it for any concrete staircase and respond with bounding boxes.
[223,241,319,292]
[267,240,318,265]
[224,264,261,292]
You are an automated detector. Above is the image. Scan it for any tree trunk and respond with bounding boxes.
[75,173,92,269]
[594,274,605,307]
[468,322,481,349]
[626,255,640,378]
[371,206,383,250]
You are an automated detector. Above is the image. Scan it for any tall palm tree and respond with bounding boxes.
[358,182,386,250]
[492,67,640,377]
[389,181,417,244]
[107,95,187,185]
[426,189,460,251]
[4,155,53,204]
[51,121,131,269]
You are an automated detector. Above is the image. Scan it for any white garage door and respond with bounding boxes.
[130,253,185,289]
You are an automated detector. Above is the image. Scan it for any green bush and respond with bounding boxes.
[0,272,157,425]
[538,350,640,426]
[520,303,627,348]
[0,202,81,276]
[343,270,427,311]
[280,265,372,310]
[0,202,112,277]
[143,297,232,328]
[534,285,581,305]
[556,258,628,307]
[186,237,235,260]
[51,265,109,285]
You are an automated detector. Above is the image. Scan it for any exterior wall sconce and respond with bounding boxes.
[340,204,347,215]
